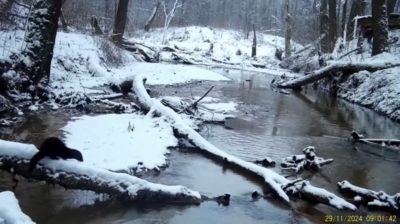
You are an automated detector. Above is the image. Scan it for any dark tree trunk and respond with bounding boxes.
[341,0,348,38]
[90,17,104,35]
[0,0,62,100]
[284,0,291,57]
[144,1,160,32]
[328,0,337,51]
[347,0,366,38]
[320,0,330,53]
[372,0,389,56]
[112,0,129,44]
[387,0,397,14]
[23,0,62,86]
[252,24,257,57]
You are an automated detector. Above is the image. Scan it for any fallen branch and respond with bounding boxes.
[278,61,400,89]
[338,180,399,213]
[131,74,356,210]
[0,140,201,204]
[179,86,214,114]
[281,146,334,174]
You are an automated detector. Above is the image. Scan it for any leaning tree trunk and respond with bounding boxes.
[144,1,160,32]
[341,0,347,37]
[0,0,63,100]
[372,0,389,56]
[112,0,129,44]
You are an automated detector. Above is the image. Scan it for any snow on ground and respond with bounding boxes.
[132,26,300,65]
[0,191,35,224]
[63,114,177,171]
[108,62,229,85]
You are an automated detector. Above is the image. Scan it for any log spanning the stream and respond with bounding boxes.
[0,140,202,204]
[278,61,400,89]
[131,74,356,211]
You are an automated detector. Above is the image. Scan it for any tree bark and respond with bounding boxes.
[328,0,337,52]
[341,0,348,37]
[284,0,291,57]
[251,24,257,57]
[112,0,129,44]
[320,0,330,53]
[1,0,63,99]
[372,0,389,56]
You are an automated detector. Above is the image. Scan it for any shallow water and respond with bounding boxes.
[1,68,400,223]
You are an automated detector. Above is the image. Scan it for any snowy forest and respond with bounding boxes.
[0,0,399,223]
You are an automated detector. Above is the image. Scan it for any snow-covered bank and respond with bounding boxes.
[0,191,35,224]
[0,139,202,203]
[63,114,177,171]
[338,66,400,121]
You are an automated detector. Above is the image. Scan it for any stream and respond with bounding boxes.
[1,68,400,223]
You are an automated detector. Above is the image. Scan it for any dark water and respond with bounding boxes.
[1,68,400,223]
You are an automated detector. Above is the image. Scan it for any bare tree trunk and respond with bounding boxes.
[144,1,160,32]
[0,0,63,100]
[284,0,291,57]
[341,0,348,37]
[90,17,104,35]
[251,24,257,57]
[112,0,129,44]
[328,0,337,51]
[320,0,329,53]
[372,0,389,56]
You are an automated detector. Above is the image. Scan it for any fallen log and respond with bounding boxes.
[338,180,400,213]
[351,131,400,149]
[0,139,202,204]
[278,61,400,89]
[131,74,356,210]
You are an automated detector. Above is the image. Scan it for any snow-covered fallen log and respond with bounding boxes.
[0,191,35,224]
[0,140,201,204]
[131,74,356,210]
[338,180,400,213]
[278,61,400,89]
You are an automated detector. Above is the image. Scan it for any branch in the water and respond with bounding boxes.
[338,180,399,213]
[0,140,201,204]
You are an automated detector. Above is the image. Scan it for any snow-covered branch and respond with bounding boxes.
[0,140,201,204]
[131,74,356,211]
[338,180,399,213]
[161,0,182,44]
[0,191,34,224]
